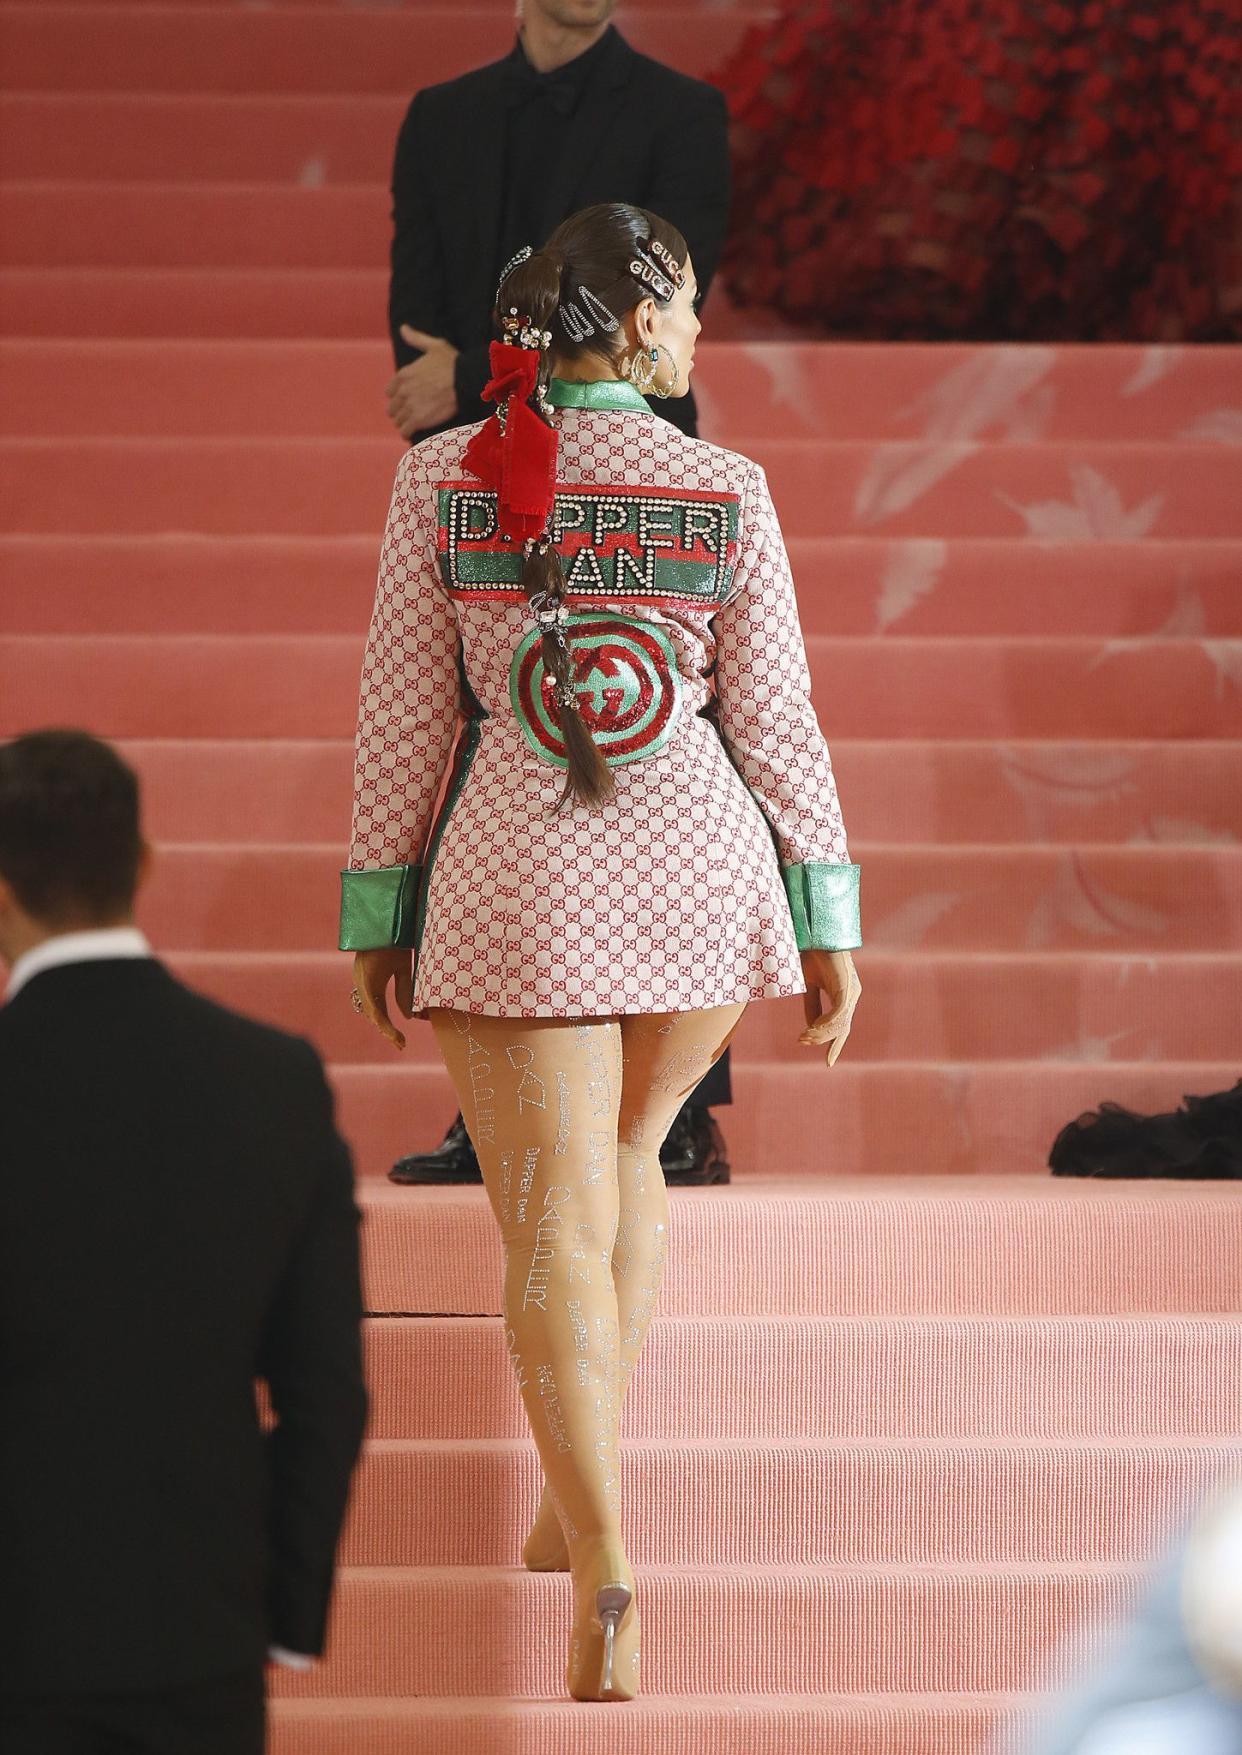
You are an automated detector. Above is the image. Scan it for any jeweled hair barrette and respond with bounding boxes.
[648,238,686,289]
[629,249,676,304]
[496,243,533,300]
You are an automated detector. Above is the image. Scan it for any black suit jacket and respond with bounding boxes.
[389,26,730,440]
[0,960,367,1695]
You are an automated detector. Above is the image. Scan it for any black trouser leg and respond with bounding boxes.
[0,1669,266,1755]
[690,1045,732,1108]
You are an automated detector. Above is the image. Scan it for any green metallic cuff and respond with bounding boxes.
[782,862,862,952]
[339,865,421,952]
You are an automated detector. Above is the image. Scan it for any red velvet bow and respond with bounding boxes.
[462,341,558,544]
[480,342,540,406]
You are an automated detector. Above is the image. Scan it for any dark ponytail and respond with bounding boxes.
[497,243,616,812]
[522,541,616,812]
[492,205,690,812]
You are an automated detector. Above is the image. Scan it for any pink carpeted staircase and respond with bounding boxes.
[2,5,1241,1751]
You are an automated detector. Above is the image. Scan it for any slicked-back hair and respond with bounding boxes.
[0,730,143,924]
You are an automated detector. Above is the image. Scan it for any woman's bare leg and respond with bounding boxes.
[523,1003,747,1571]
[429,1008,639,1697]
[615,1001,747,1381]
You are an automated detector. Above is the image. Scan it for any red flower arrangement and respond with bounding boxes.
[712,0,1241,340]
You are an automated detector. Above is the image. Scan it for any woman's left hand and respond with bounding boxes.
[352,947,416,1051]
[799,950,861,1067]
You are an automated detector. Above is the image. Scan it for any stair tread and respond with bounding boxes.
[275,1689,1027,1708]
[330,1557,1143,1579]
[4,336,1240,443]
[358,1170,1242,1204]
[370,1310,1242,1330]
[0,6,752,94]
[360,1432,1237,1453]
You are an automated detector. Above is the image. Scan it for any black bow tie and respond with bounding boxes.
[502,55,580,117]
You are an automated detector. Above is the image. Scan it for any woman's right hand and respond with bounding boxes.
[352,949,416,1051]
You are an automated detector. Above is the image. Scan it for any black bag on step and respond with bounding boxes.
[1048,1078,1242,1180]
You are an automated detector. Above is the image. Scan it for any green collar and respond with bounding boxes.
[547,377,650,412]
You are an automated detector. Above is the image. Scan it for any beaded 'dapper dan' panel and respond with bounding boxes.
[437,482,740,605]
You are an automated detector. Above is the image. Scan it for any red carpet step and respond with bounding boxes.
[0,93,409,184]
[0,266,387,339]
[269,1692,1021,1755]
[0,5,749,91]
[327,1061,1242,1183]
[4,433,1233,538]
[341,1437,1236,1567]
[352,1181,1242,1318]
[272,1562,1139,1698]
[5,339,1236,442]
[0,265,779,343]
[1,181,393,270]
[6,633,1242,738]
[156,949,1242,1067]
[7,532,1242,641]
[104,738,1242,848]
[0,267,760,348]
[362,1315,1242,1441]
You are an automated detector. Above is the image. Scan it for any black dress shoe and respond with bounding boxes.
[389,1114,482,1185]
[660,1103,731,1186]
[388,1104,733,1187]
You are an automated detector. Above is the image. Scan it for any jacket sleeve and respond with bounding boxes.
[389,95,449,368]
[711,462,861,952]
[260,1047,367,1657]
[339,447,462,951]
[390,96,490,433]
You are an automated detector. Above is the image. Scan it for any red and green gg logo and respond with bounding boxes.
[510,614,683,769]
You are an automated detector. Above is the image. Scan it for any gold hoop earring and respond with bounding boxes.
[652,343,681,400]
[626,347,658,396]
[627,344,680,400]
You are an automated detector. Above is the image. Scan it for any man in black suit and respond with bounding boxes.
[382,0,735,1185]
[384,0,729,445]
[0,731,367,1754]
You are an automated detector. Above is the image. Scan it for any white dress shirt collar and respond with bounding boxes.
[5,927,153,1002]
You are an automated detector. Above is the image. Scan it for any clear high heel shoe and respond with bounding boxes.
[597,1584,633,1694]
[567,1578,640,1702]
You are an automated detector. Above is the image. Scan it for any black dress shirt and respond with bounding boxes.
[498,29,619,268]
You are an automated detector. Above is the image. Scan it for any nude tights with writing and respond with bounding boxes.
[429,1004,745,1563]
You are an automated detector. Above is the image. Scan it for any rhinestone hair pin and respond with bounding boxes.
[496,244,533,300]
[559,286,621,343]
